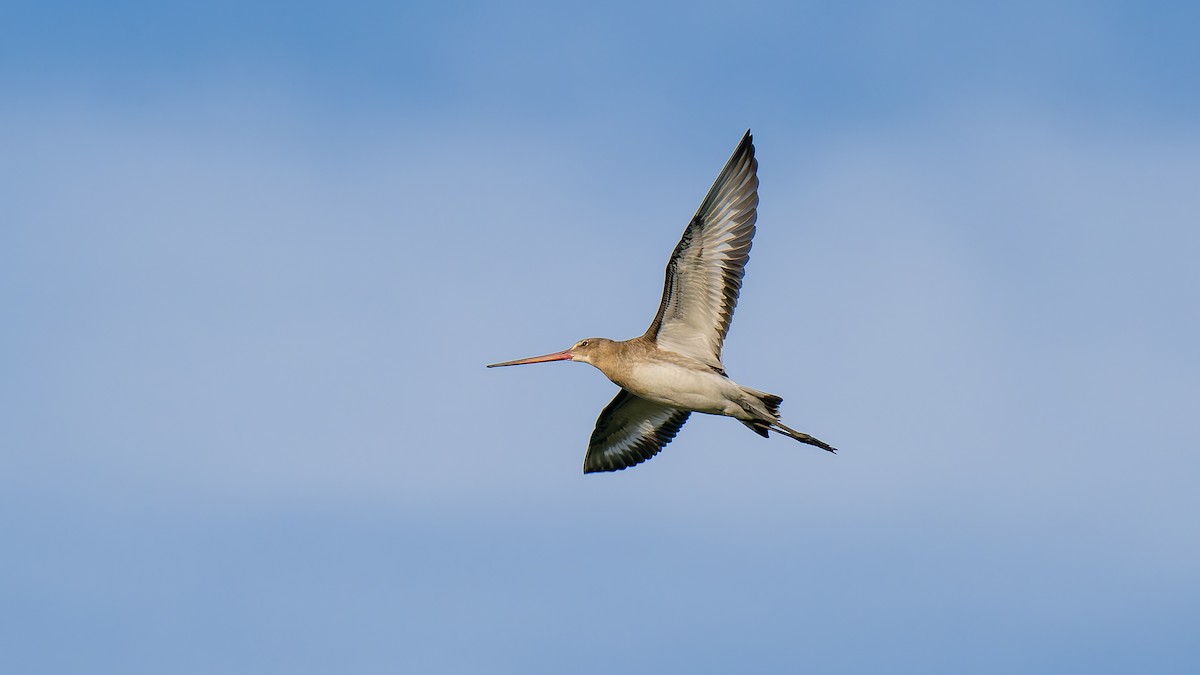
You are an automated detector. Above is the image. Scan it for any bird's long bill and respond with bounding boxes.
[486,349,574,368]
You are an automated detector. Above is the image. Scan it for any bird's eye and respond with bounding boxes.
[579,340,589,347]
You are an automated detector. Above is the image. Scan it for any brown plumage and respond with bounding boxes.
[488,131,837,473]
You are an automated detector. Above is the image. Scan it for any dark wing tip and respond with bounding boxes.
[729,130,755,167]
[581,434,663,474]
[582,459,639,475]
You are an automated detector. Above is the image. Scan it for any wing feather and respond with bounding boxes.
[645,131,759,368]
[583,390,691,474]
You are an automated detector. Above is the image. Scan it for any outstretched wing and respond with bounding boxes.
[583,390,691,474]
[645,130,758,370]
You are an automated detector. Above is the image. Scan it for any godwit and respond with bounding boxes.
[488,131,836,473]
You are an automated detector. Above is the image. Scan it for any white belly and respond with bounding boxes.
[616,361,745,416]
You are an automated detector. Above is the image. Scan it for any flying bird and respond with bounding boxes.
[488,131,836,473]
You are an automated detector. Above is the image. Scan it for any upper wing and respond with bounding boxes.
[644,131,758,369]
[583,390,691,474]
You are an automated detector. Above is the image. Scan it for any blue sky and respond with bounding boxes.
[3,1,1199,673]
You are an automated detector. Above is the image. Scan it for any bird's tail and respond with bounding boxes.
[740,386,782,417]
[739,386,837,454]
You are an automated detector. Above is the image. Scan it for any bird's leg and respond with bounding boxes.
[770,421,838,454]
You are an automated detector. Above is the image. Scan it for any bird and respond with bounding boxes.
[487,130,836,473]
